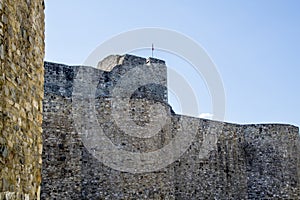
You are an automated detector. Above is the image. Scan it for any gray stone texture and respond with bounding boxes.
[41,55,300,199]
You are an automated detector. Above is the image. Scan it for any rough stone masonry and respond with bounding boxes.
[0,0,299,199]
[0,0,45,199]
[42,54,300,199]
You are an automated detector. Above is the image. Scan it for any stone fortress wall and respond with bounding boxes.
[0,0,45,199]
[42,54,300,199]
[0,1,298,199]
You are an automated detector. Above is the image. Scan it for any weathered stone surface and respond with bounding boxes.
[42,57,300,199]
[0,0,45,199]
[97,54,165,72]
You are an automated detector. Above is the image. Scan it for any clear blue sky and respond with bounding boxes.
[45,0,300,127]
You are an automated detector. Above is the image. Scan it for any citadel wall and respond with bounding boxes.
[42,57,300,199]
[0,0,45,199]
[0,1,298,199]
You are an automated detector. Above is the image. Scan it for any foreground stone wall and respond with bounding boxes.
[0,0,45,199]
[41,59,300,199]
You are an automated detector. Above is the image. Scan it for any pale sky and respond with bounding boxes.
[45,0,300,127]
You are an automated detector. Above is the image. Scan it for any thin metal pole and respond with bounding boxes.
[152,43,154,58]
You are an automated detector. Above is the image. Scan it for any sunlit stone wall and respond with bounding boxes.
[0,0,45,199]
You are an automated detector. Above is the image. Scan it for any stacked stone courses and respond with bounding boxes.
[42,55,300,199]
[0,0,45,199]
[0,1,298,199]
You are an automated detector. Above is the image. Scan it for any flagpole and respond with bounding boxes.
[152,43,154,58]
